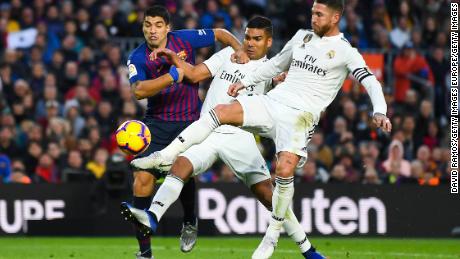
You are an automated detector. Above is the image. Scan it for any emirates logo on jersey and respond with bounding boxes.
[177,50,188,60]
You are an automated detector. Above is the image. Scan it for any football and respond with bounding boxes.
[115,120,151,156]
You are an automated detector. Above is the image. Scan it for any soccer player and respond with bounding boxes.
[125,5,247,259]
[131,0,392,258]
[123,16,325,259]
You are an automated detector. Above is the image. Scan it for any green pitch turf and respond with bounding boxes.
[0,237,459,259]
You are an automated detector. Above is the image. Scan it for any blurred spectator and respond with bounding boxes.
[383,140,411,178]
[389,16,410,49]
[329,164,346,183]
[427,47,449,118]
[199,0,232,30]
[310,132,333,170]
[9,159,31,184]
[61,149,92,182]
[362,167,381,185]
[0,126,21,158]
[220,164,238,183]
[393,43,434,104]
[0,153,11,183]
[34,153,59,183]
[326,116,353,148]
[86,148,109,179]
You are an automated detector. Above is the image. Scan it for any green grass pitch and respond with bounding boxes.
[0,237,459,258]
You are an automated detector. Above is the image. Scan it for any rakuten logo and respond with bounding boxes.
[0,200,65,233]
[198,189,386,235]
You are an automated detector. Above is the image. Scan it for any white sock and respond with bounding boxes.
[161,109,220,161]
[149,175,184,221]
[284,207,311,253]
[266,176,294,236]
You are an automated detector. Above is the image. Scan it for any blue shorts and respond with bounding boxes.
[134,118,192,178]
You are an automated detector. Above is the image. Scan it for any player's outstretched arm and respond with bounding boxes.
[155,48,212,84]
[131,66,184,100]
[238,30,303,88]
[346,48,391,133]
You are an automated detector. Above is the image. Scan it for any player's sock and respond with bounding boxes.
[267,176,295,236]
[133,196,152,257]
[179,177,197,225]
[149,175,184,221]
[161,109,220,161]
[284,207,312,253]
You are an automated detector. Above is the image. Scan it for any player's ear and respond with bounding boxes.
[166,23,171,32]
[266,37,273,49]
[331,11,341,25]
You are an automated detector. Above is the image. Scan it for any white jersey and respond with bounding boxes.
[241,29,387,119]
[203,46,271,133]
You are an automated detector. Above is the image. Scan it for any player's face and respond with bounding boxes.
[243,28,272,60]
[143,16,170,49]
[311,2,339,37]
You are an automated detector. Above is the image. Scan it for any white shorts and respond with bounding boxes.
[180,129,270,186]
[236,95,317,158]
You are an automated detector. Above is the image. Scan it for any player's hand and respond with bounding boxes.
[153,48,176,61]
[228,82,245,97]
[373,113,392,133]
[272,72,287,86]
[231,49,249,64]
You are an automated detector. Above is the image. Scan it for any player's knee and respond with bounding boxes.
[213,103,243,125]
[213,104,229,122]
[170,156,194,181]
[275,163,295,178]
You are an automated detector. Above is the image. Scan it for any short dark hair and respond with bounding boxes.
[315,0,345,14]
[144,5,170,24]
[246,16,273,37]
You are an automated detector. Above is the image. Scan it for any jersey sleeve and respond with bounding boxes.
[127,55,147,84]
[173,29,215,49]
[346,48,387,115]
[203,47,233,77]
[240,29,304,86]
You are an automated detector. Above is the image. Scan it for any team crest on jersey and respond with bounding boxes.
[177,50,188,60]
[149,52,155,61]
[326,50,336,59]
[303,34,313,44]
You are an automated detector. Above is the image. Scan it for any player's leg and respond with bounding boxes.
[178,177,197,252]
[250,179,325,259]
[123,137,218,238]
[131,101,244,170]
[132,170,155,259]
[121,157,195,238]
[250,152,298,259]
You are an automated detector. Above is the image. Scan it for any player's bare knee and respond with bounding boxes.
[170,156,194,181]
[275,164,295,178]
[213,104,229,122]
[213,103,243,125]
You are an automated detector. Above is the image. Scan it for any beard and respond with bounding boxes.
[313,23,331,37]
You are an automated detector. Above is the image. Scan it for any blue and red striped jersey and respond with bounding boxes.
[127,29,215,121]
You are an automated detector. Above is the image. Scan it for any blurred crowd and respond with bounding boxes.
[0,0,452,187]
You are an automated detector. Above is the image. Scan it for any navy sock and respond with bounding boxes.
[133,196,152,257]
[302,246,316,258]
[179,178,197,225]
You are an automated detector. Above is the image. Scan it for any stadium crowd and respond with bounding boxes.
[0,0,452,186]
